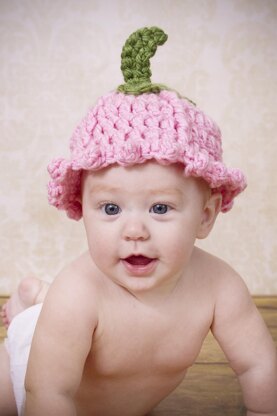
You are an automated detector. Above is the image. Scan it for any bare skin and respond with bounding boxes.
[1,163,276,416]
[1,250,276,416]
[1,258,212,415]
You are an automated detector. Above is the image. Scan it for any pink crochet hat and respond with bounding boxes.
[48,27,246,220]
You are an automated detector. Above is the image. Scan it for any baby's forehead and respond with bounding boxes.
[81,162,210,197]
[82,161,182,185]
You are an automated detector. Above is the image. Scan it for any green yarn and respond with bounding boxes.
[117,26,196,105]
[117,27,170,95]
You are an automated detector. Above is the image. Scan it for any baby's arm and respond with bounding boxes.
[211,265,277,416]
[24,265,98,415]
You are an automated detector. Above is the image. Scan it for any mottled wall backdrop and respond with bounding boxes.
[0,0,276,294]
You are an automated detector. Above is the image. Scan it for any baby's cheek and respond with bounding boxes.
[167,233,195,262]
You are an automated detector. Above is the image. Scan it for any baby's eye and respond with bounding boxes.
[102,203,121,215]
[150,204,171,215]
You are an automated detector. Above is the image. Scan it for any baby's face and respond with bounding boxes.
[81,161,211,298]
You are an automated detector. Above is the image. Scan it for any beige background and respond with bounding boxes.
[0,0,276,294]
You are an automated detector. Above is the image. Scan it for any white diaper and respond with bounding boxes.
[5,303,43,416]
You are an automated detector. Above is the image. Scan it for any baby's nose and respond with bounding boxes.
[122,217,150,241]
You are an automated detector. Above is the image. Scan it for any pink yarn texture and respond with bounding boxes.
[47,90,247,220]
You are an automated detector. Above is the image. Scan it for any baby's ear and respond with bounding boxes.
[197,193,222,239]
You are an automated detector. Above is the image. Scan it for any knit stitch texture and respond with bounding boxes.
[47,90,246,220]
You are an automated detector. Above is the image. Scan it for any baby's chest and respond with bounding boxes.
[89,311,210,377]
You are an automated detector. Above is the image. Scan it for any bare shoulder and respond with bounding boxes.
[193,246,249,296]
[193,249,259,337]
[41,251,102,325]
[26,251,100,396]
[53,251,100,290]
[192,247,254,327]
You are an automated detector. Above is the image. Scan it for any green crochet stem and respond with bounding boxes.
[117,27,170,95]
[117,27,196,105]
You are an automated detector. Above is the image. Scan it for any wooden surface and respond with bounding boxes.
[1,296,276,415]
[0,296,8,342]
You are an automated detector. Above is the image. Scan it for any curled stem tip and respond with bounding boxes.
[117,27,168,95]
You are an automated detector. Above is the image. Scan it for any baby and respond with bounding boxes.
[0,27,276,416]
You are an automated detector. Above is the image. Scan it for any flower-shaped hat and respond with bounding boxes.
[48,27,246,220]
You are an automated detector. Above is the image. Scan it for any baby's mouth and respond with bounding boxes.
[124,255,153,266]
[121,255,158,276]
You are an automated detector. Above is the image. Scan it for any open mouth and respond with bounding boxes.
[122,255,157,276]
[125,255,154,266]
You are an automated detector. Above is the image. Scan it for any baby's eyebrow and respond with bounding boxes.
[88,184,183,198]
[88,185,122,194]
[147,188,183,197]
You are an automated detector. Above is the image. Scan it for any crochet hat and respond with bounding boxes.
[48,27,246,220]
